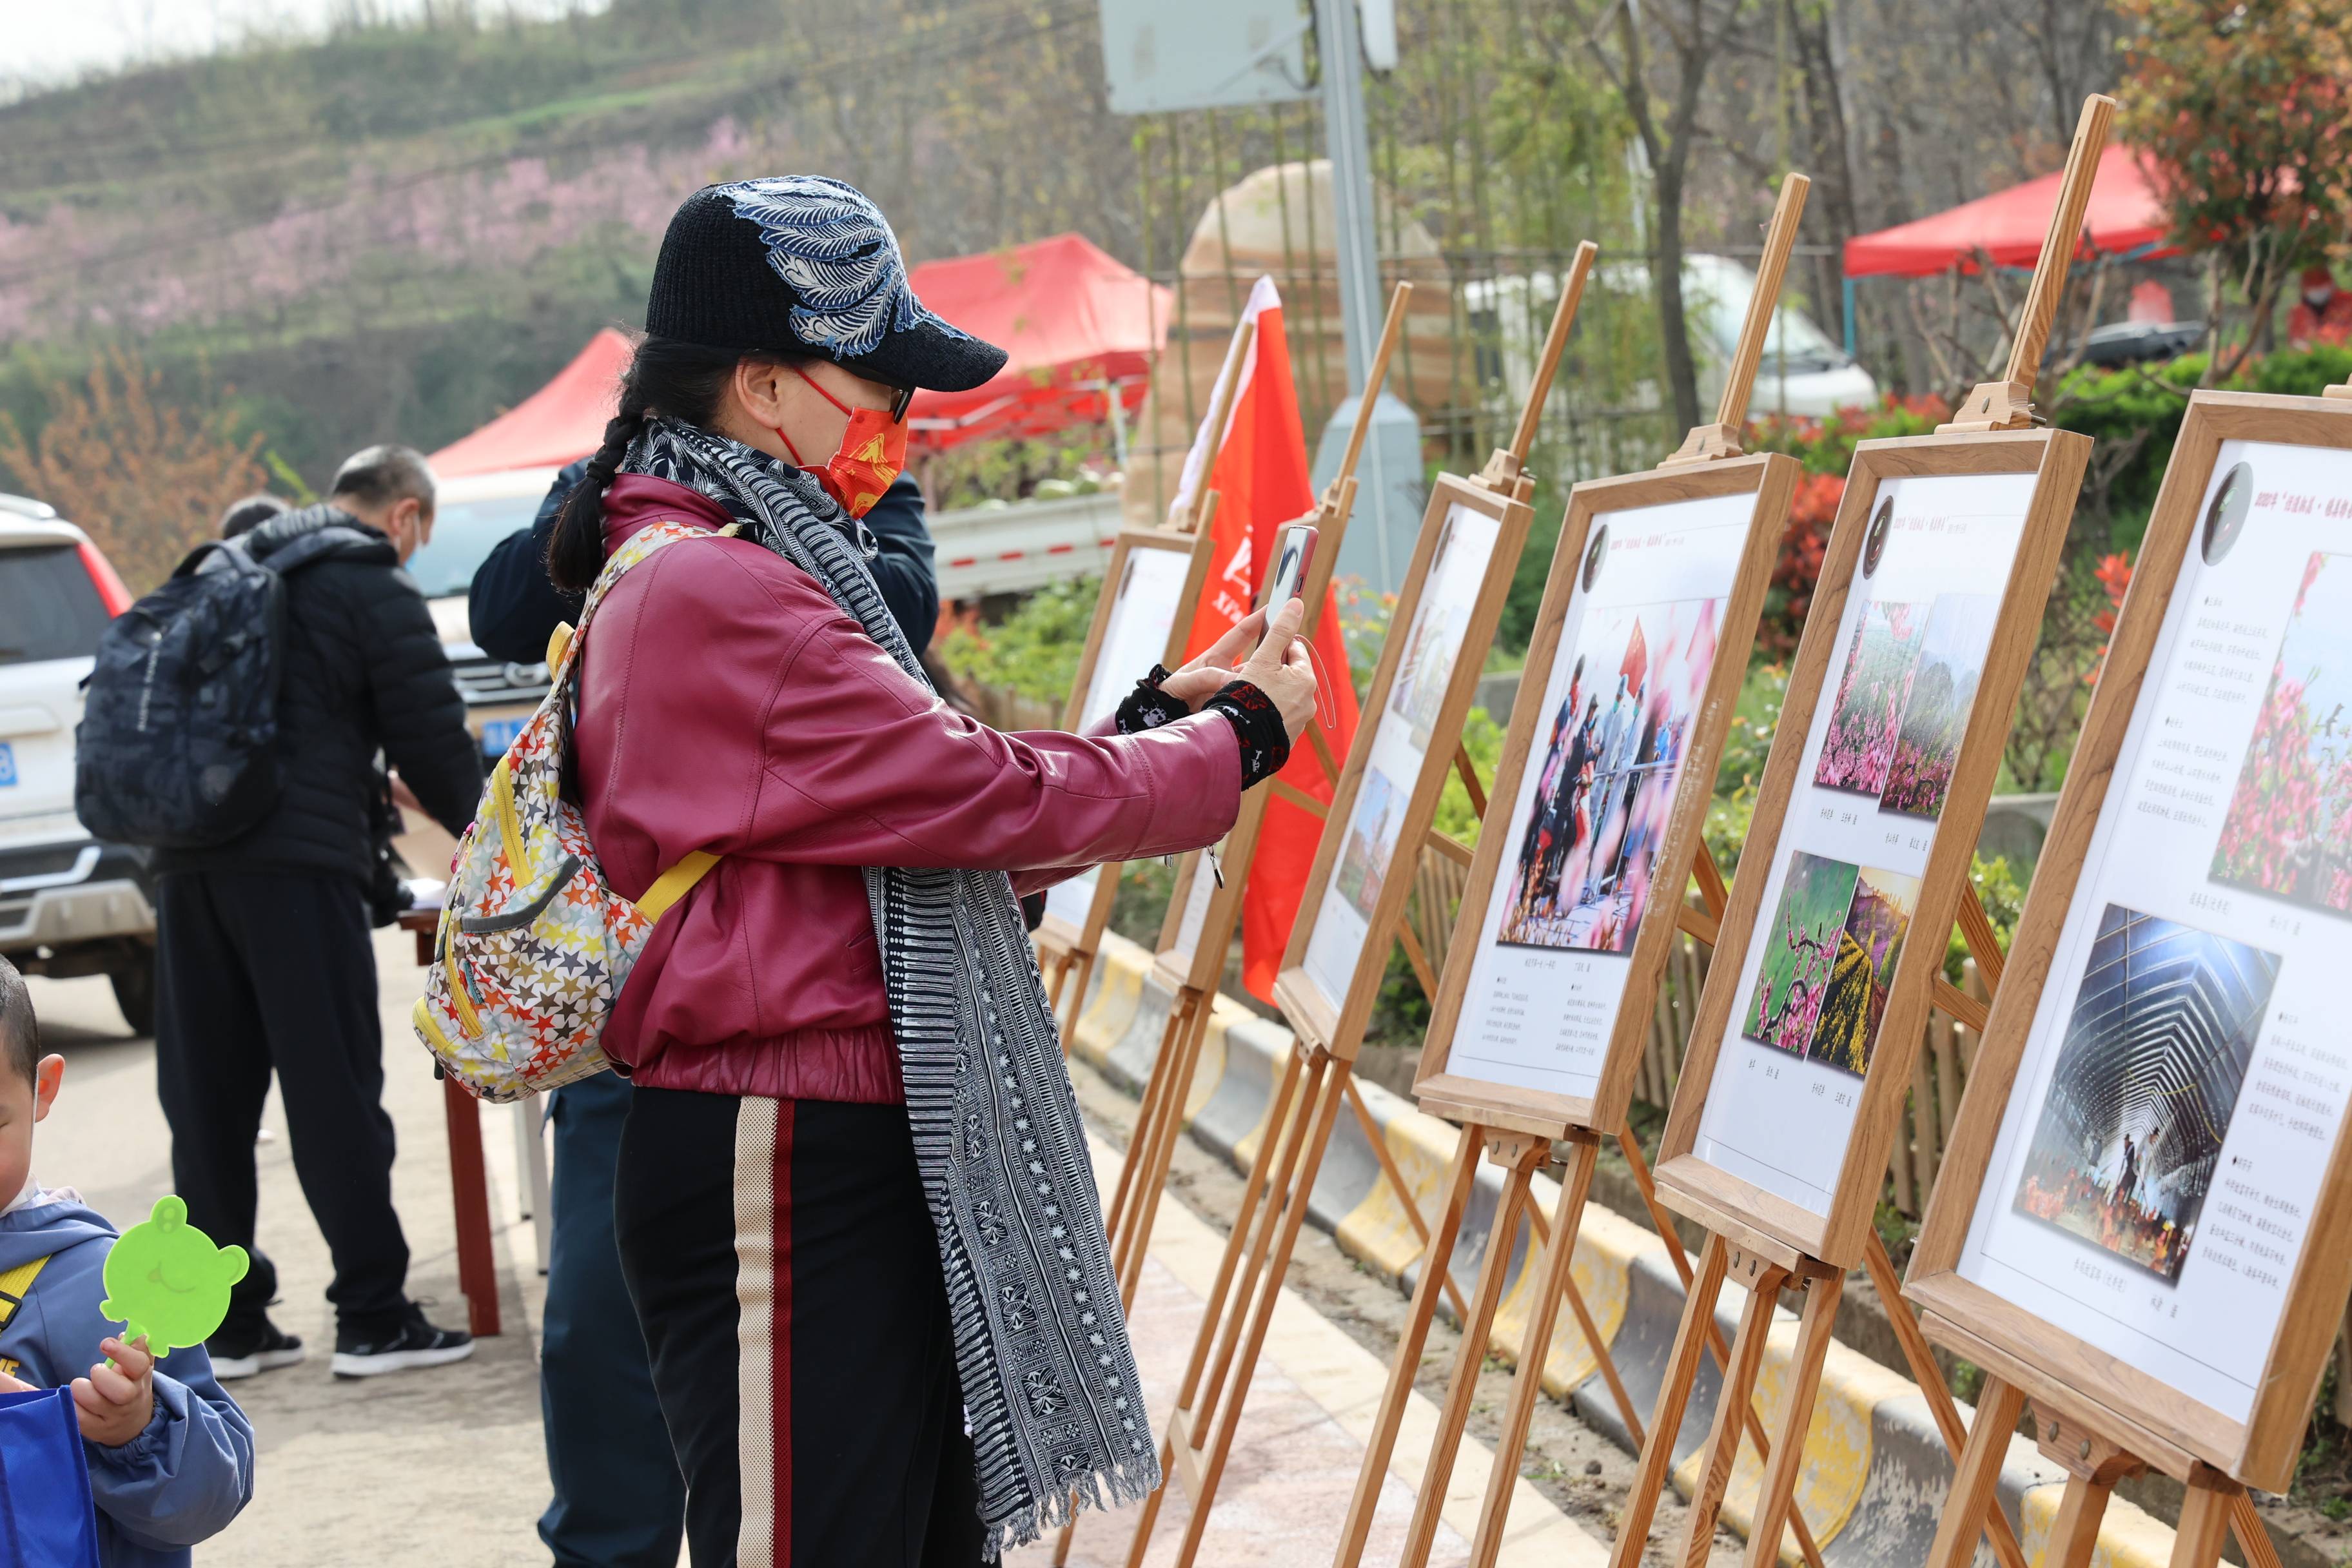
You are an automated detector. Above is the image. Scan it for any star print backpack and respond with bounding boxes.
[413,520,730,1103]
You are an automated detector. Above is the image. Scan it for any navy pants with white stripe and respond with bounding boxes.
[614,1088,984,1568]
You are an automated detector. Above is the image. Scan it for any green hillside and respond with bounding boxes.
[0,0,1123,485]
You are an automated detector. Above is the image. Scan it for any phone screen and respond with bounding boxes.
[1262,523,1317,609]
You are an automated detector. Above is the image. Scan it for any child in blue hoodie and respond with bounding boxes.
[0,957,255,1563]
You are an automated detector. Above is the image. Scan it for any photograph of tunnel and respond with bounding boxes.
[2012,904,2284,1282]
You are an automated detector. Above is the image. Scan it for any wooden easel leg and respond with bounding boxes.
[1106,992,1190,1249]
[1057,948,1098,1038]
[1191,1059,1328,1439]
[1520,1188,1646,1447]
[1620,1126,1696,1282]
[1172,1063,1351,1568]
[2171,1472,2244,1568]
[1738,1271,1843,1568]
[1398,1144,1545,1568]
[2046,1473,2124,1568]
[1045,947,1074,1012]
[2231,1491,2283,1568]
[1923,1375,2024,1568]
[1670,1261,1789,1568]
[1619,1131,1828,1568]
[1117,1049,1306,1568]
[1862,1235,2029,1568]
[1605,1235,1733,1568]
[1332,1126,1488,1568]
[1115,988,1218,1306]
[1342,1071,1471,1321]
[1464,1136,1602,1568]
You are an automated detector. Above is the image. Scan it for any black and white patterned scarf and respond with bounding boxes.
[622,419,1158,1554]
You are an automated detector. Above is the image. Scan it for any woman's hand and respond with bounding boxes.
[1234,597,1317,741]
[1157,607,1268,710]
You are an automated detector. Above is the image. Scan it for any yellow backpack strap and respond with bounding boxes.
[0,1255,48,1328]
[637,851,720,923]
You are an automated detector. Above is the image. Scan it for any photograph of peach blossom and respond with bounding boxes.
[2211,552,2352,917]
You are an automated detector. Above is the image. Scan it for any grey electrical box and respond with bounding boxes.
[1098,0,1313,115]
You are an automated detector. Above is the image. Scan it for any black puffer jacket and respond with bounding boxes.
[155,505,484,887]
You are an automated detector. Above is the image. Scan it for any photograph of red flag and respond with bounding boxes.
[1169,277,1363,1001]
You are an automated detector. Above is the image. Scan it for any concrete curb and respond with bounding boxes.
[1064,930,2176,1568]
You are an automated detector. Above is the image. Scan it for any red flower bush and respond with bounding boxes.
[2087,551,2135,685]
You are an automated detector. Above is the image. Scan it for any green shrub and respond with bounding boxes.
[1433,707,1507,847]
[936,574,1097,706]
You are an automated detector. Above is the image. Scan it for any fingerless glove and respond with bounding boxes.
[1115,665,1290,787]
[1203,680,1290,788]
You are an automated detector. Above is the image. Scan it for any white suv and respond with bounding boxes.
[0,495,158,1032]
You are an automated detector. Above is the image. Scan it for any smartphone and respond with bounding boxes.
[1260,522,1318,610]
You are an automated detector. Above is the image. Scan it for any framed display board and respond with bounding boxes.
[1413,455,1796,1139]
[1153,515,1353,993]
[1271,471,1534,1058]
[1651,429,2092,1268]
[1037,524,1218,947]
[1906,391,2352,1491]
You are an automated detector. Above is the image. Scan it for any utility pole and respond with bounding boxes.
[1316,0,1382,390]
[1311,0,1422,594]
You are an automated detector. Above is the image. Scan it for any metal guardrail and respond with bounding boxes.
[929,491,1124,600]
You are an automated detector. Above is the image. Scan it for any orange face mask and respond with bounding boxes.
[775,366,906,518]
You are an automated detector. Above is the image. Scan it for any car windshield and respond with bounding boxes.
[406,492,545,600]
[0,544,112,665]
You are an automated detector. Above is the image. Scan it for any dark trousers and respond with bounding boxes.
[153,870,408,1337]
[614,1088,983,1568]
[539,1070,686,1568]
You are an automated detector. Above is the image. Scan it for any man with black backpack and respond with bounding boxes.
[144,446,484,1382]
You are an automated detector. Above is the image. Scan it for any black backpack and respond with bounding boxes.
[75,527,370,849]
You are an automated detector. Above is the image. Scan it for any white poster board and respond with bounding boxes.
[1446,490,1754,1100]
[1298,500,1503,1005]
[1043,545,1195,929]
[1691,471,2037,1213]
[1953,441,2352,1423]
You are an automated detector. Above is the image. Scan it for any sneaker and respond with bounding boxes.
[209,1320,306,1382]
[330,1302,474,1379]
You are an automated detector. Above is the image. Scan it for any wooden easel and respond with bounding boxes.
[1095,283,1415,1315]
[1037,319,1255,1030]
[1605,95,2117,1568]
[1902,387,2352,1568]
[1116,245,1596,1568]
[1046,282,1421,1568]
[1328,175,1820,1568]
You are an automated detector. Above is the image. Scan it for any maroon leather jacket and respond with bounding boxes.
[574,475,1242,1103]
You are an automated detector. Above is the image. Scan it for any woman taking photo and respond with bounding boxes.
[544,175,1315,1568]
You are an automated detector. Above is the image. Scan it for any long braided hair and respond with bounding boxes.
[546,335,804,592]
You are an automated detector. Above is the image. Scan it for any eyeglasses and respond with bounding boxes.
[885,382,916,423]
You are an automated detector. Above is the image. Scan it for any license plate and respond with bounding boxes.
[0,741,14,787]
[478,719,525,758]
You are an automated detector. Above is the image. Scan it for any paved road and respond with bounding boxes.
[26,928,1628,1567]
[26,928,553,1566]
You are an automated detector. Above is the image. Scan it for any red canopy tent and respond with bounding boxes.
[903,232,1173,451]
[430,328,631,478]
[429,235,1167,476]
[1843,146,2175,279]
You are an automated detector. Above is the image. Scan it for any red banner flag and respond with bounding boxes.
[1167,279,1363,1001]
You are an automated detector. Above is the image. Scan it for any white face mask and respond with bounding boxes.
[2307,289,2336,309]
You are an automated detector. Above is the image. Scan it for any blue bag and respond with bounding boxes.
[0,1386,102,1567]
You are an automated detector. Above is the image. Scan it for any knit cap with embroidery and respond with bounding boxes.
[647,175,1006,393]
